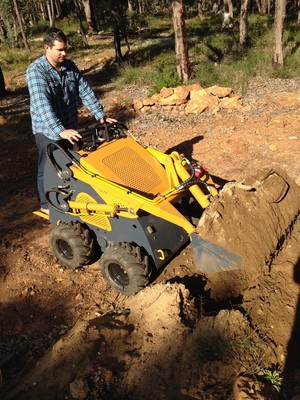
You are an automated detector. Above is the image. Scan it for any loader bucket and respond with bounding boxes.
[190,233,242,274]
[191,168,300,280]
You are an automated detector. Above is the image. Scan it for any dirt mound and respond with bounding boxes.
[196,168,300,300]
[1,283,280,400]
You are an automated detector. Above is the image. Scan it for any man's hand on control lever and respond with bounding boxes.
[100,117,117,124]
[60,118,117,145]
[59,129,82,145]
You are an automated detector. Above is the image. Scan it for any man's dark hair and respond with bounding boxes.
[44,28,67,47]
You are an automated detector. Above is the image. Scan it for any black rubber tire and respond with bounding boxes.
[100,243,151,295]
[50,222,94,269]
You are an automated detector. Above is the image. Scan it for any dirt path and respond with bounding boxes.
[0,74,300,400]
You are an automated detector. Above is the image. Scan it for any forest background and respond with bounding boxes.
[0,0,299,100]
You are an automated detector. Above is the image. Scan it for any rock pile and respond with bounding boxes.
[133,84,242,114]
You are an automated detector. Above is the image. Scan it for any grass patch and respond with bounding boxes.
[0,47,32,76]
[196,324,268,377]
[114,48,181,94]
[113,13,300,95]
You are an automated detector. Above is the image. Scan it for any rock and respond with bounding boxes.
[207,84,233,97]
[149,93,161,104]
[186,83,203,91]
[133,84,239,114]
[184,90,212,114]
[190,88,209,100]
[69,377,89,399]
[219,95,241,109]
[160,87,174,98]
[185,99,208,114]
[158,86,190,106]
[143,97,155,106]
[133,99,143,110]
[206,94,220,110]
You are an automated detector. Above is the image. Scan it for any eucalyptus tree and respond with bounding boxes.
[273,0,286,67]
[0,0,30,49]
[13,0,30,52]
[240,0,250,47]
[172,0,191,82]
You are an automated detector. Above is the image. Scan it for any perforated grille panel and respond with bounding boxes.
[102,147,163,193]
[75,193,112,231]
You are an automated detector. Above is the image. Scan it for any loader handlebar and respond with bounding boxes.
[75,121,128,151]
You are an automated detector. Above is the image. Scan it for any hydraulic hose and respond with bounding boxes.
[45,186,72,214]
[46,142,80,181]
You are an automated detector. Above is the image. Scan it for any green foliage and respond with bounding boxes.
[264,368,283,392]
[112,12,300,95]
[1,8,300,96]
[115,49,181,94]
[142,14,173,31]
[28,20,49,37]
[197,334,231,362]
[196,325,267,377]
[150,52,182,92]
[0,48,30,74]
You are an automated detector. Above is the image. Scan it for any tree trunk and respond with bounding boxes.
[172,0,190,82]
[224,0,233,18]
[261,0,268,14]
[0,66,6,98]
[47,1,55,27]
[298,0,300,24]
[12,0,30,53]
[239,0,250,47]
[55,0,62,18]
[137,0,144,14]
[272,0,286,67]
[255,0,262,14]
[40,3,46,20]
[128,0,134,12]
[74,0,88,46]
[111,10,124,64]
[197,0,205,18]
[82,0,96,33]
[50,0,55,22]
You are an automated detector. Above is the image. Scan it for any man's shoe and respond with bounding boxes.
[41,208,49,215]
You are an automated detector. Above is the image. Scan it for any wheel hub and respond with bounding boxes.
[108,262,129,286]
[56,239,74,260]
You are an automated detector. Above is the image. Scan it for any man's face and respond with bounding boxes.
[45,39,67,67]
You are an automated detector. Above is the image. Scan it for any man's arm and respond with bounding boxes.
[26,65,65,138]
[76,68,107,120]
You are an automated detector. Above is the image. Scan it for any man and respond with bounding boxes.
[26,27,115,215]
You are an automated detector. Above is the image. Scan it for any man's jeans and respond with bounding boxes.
[34,134,58,210]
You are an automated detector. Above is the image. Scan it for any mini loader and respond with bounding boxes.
[36,122,241,295]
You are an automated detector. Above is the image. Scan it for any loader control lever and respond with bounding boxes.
[76,121,128,151]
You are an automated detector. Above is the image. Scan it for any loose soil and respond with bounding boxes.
[0,49,300,400]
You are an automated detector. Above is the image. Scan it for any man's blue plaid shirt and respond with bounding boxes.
[26,55,105,140]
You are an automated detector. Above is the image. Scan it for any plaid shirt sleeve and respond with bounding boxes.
[76,68,106,120]
[26,62,65,139]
